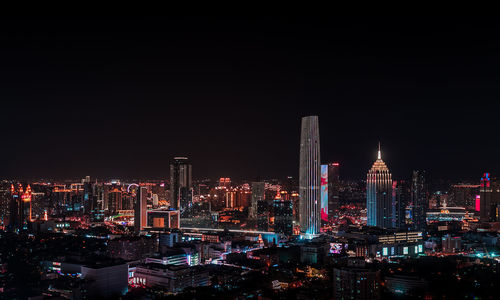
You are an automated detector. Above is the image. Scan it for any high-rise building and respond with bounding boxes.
[411,170,427,231]
[366,144,393,228]
[250,182,265,219]
[392,180,410,230]
[480,173,492,221]
[479,173,500,221]
[135,186,148,233]
[170,157,192,211]
[8,183,31,231]
[273,191,293,236]
[328,163,340,220]
[107,188,122,215]
[299,116,321,235]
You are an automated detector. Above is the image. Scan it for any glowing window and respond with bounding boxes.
[382,247,388,256]
[403,247,408,255]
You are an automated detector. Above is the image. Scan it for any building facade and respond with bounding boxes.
[299,116,321,235]
[366,145,393,228]
[411,170,427,231]
[170,157,192,211]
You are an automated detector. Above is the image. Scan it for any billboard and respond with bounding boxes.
[321,164,328,221]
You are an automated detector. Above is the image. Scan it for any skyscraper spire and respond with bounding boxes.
[377,142,381,160]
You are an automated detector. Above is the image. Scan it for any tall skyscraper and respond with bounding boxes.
[170,157,192,211]
[366,144,393,228]
[299,116,321,235]
[250,182,265,219]
[392,180,410,230]
[135,186,148,233]
[411,170,427,231]
[328,163,340,220]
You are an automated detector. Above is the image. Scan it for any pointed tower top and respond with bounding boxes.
[377,142,381,160]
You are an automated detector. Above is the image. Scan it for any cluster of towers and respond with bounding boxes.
[8,183,32,231]
[298,115,427,235]
[366,145,427,231]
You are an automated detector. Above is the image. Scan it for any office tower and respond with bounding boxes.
[250,182,265,219]
[480,173,492,220]
[299,115,321,235]
[411,171,427,231]
[107,188,122,215]
[135,186,148,233]
[273,191,293,236]
[320,165,328,222]
[327,163,340,220]
[83,176,93,214]
[392,180,410,230]
[333,259,381,300]
[170,157,192,211]
[478,173,500,221]
[9,184,31,231]
[366,144,393,228]
[8,184,20,230]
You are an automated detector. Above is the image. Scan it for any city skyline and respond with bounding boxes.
[2,17,500,181]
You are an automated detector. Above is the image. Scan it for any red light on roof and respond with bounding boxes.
[332,163,339,166]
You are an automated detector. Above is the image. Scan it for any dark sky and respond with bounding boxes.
[1,17,499,181]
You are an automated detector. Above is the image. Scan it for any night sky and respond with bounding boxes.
[1,17,499,182]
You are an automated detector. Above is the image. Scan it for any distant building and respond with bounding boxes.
[147,209,180,229]
[8,184,32,231]
[411,170,427,231]
[449,184,480,209]
[273,191,293,236]
[479,173,500,221]
[250,182,265,219]
[219,177,231,188]
[366,144,393,228]
[133,264,210,292]
[299,116,321,235]
[392,180,410,230]
[170,157,192,211]
[328,162,340,220]
[107,188,122,215]
[134,186,148,233]
[333,258,380,300]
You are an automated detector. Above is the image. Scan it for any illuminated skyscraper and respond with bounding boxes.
[135,186,148,233]
[299,116,321,235]
[170,157,192,211]
[366,144,393,228]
